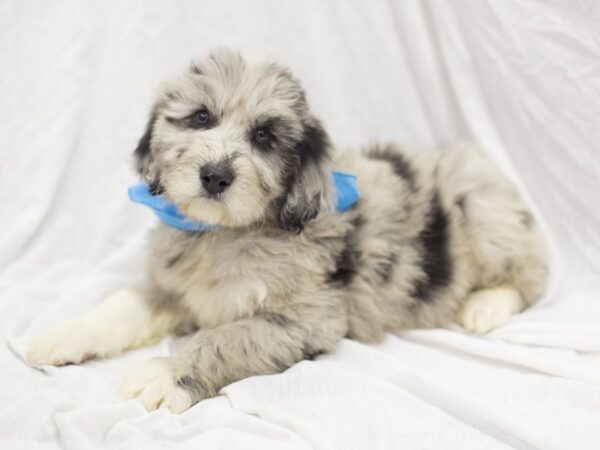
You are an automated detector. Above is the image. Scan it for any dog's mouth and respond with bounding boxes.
[199,189,227,202]
[179,193,235,227]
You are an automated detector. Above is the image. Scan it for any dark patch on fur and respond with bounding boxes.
[133,113,157,176]
[264,313,293,328]
[190,62,203,75]
[270,356,288,372]
[325,212,364,286]
[411,193,452,302]
[176,375,212,399]
[259,178,271,195]
[176,148,187,159]
[302,348,323,361]
[165,251,184,269]
[185,230,205,240]
[373,253,397,284]
[296,121,329,168]
[455,195,467,215]
[278,194,320,233]
[366,144,416,190]
[327,236,360,287]
[149,180,165,196]
[351,212,365,229]
[214,345,224,362]
[276,120,330,232]
[519,210,534,228]
[165,91,180,102]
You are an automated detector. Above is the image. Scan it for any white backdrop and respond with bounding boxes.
[1,1,600,449]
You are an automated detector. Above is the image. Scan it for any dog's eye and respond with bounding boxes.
[254,128,270,145]
[168,108,216,130]
[192,109,210,126]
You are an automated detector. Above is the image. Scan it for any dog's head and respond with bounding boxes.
[134,49,333,231]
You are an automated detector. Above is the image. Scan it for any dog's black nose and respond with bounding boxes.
[200,163,234,195]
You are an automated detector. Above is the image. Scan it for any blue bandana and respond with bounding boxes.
[128,171,360,232]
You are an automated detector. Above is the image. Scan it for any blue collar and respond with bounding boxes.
[128,171,360,232]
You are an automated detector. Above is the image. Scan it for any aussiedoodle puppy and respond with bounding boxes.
[27,49,548,412]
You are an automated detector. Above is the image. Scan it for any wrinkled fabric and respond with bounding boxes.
[0,1,599,449]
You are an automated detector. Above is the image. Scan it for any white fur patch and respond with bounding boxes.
[119,358,192,413]
[459,287,523,334]
[27,318,100,366]
[27,286,174,366]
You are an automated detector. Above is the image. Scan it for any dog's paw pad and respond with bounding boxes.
[120,358,192,413]
[459,287,522,334]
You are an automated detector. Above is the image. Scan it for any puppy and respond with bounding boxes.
[27,50,548,412]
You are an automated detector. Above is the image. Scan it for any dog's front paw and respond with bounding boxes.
[27,321,98,366]
[119,358,192,413]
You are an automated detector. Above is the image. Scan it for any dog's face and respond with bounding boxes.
[134,50,333,231]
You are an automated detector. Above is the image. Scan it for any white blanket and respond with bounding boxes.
[1,1,599,449]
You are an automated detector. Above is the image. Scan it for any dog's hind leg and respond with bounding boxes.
[27,283,190,366]
[458,286,524,334]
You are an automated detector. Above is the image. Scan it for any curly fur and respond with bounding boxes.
[27,50,548,412]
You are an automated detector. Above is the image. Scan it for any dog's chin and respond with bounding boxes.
[179,196,267,229]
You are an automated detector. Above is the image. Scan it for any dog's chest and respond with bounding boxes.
[149,228,298,327]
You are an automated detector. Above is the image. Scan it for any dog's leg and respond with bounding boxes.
[459,286,524,334]
[120,308,346,412]
[27,283,186,366]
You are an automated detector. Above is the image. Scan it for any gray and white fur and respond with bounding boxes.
[27,50,548,413]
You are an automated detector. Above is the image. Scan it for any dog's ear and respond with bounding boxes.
[278,119,333,232]
[133,113,163,194]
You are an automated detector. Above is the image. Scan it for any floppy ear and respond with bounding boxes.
[133,113,163,194]
[278,119,334,232]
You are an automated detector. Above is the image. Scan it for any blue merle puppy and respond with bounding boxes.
[27,50,548,412]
